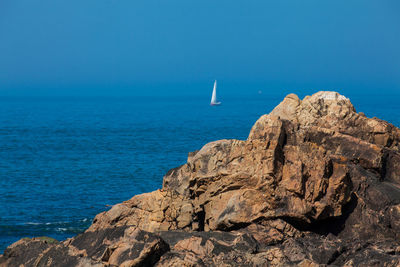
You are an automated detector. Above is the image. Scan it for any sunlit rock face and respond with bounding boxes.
[2,91,400,266]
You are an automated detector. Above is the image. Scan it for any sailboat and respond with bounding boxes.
[210,80,221,106]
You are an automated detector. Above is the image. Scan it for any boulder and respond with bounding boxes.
[0,227,169,267]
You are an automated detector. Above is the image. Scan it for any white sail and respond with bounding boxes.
[210,80,221,105]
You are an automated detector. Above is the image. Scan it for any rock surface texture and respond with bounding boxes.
[2,91,400,266]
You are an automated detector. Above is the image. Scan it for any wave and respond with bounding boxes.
[22,218,89,227]
[0,218,91,243]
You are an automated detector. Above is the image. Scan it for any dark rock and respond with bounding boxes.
[0,227,169,267]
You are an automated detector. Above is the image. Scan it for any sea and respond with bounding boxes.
[1,90,400,251]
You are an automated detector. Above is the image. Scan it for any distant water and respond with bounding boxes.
[1,91,400,251]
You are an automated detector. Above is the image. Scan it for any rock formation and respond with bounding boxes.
[2,91,400,266]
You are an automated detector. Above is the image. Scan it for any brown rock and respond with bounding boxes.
[89,190,197,232]
[86,91,400,265]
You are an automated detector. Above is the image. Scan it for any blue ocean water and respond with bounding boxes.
[0,91,399,252]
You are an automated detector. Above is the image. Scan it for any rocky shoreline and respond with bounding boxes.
[1,91,400,266]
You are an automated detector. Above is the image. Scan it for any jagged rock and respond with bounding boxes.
[0,226,169,267]
[89,190,197,232]
[155,230,259,266]
[2,91,400,266]
[92,92,396,234]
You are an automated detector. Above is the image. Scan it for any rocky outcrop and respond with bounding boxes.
[2,91,400,266]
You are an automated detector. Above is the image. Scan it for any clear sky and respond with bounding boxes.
[0,0,399,96]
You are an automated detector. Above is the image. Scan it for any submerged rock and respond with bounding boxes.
[2,91,400,266]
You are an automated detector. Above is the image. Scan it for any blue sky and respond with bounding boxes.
[0,0,399,96]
